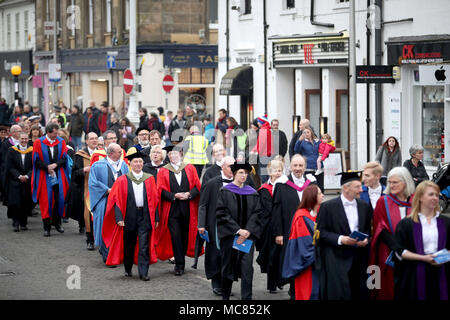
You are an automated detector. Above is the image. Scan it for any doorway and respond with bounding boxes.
[90,80,108,107]
[336,89,349,168]
[305,89,321,135]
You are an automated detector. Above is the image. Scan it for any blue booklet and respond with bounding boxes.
[232,235,253,254]
[433,249,450,264]
[385,251,395,268]
[199,230,209,243]
[349,230,369,241]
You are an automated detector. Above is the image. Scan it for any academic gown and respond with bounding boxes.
[369,194,413,300]
[360,185,386,208]
[102,173,159,266]
[0,138,15,199]
[4,145,33,217]
[142,162,165,181]
[394,215,450,300]
[216,183,263,281]
[282,209,319,300]
[88,158,129,246]
[202,163,256,188]
[315,196,373,300]
[270,174,316,286]
[65,149,92,228]
[196,175,230,278]
[90,148,129,166]
[155,163,201,261]
[255,184,273,272]
[31,136,71,219]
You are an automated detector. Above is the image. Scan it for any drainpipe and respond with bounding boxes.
[366,0,371,162]
[310,0,334,28]
[226,0,230,113]
[375,0,383,149]
[263,0,268,115]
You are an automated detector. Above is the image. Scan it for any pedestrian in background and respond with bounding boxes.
[375,136,402,176]
[67,105,84,151]
[403,144,429,187]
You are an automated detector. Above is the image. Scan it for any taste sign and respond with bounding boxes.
[419,65,450,85]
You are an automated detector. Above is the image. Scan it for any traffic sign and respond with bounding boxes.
[123,69,134,94]
[107,55,116,69]
[163,74,174,92]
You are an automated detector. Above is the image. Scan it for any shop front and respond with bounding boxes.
[0,50,33,107]
[387,36,450,172]
[60,46,129,111]
[270,32,350,167]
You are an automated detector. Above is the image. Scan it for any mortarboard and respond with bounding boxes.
[336,171,362,186]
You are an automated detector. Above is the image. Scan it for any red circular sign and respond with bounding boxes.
[123,69,134,94]
[162,74,174,92]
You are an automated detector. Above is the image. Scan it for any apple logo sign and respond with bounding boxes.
[435,66,446,81]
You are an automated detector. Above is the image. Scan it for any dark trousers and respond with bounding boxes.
[123,220,150,277]
[193,164,204,180]
[168,213,190,271]
[42,186,61,231]
[86,219,94,244]
[222,244,255,300]
[9,205,29,227]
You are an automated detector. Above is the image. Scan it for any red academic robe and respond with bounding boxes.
[155,163,201,261]
[282,208,319,300]
[102,174,159,266]
[31,136,70,219]
[369,194,414,300]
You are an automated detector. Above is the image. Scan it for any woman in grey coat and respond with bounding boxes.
[375,136,402,176]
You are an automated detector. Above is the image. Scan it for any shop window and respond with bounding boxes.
[191,68,201,83]
[286,0,295,9]
[422,86,444,167]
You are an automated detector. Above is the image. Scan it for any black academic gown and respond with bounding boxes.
[65,149,90,223]
[1,138,15,199]
[393,215,450,300]
[197,175,230,279]
[315,196,373,300]
[142,162,165,181]
[4,146,33,216]
[270,174,315,286]
[202,164,221,184]
[216,186,263,282]
[256,186,274,272]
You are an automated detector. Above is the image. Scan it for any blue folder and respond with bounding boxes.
[349,230,369,242]
[433,249,450,264]
[199,230,209,243]
[232,235,253,254]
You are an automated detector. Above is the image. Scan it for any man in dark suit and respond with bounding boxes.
[270,119,288,158]
[315,171,373,300]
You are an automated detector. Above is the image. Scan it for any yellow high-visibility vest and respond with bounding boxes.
[183,135,209,165]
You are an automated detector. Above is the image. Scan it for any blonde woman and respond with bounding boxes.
[394,181,450,300]
[257,159,288,293]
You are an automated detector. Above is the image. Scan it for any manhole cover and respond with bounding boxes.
[0,271,16,276]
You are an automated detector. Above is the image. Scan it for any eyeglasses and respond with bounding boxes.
[388,180,403,185]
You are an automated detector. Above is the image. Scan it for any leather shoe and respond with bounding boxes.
[13,225,20,232]
[86,242,95,251]
[54,224,64,233]
[139,275,150,281]
[174,269,184,276]
[44,230,51,237]
[213,288,222,296]
[124,271,132,277]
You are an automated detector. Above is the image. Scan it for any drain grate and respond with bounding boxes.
[0,271,16,276]
[0,256,12,264]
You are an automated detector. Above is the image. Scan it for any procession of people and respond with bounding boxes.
[0,101,449,301]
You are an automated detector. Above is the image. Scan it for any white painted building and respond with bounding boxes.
[218,0,450,174]
[0,0,36,107]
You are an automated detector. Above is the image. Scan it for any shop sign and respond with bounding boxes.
[387,41,450,65]
[419,65,450,85]
[272,36,348,67]
[356,65,395,83]
[164,49,218,68]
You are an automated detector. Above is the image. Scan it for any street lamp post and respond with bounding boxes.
[10,65,22,107]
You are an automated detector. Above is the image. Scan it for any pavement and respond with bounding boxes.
[0,205,289,300]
